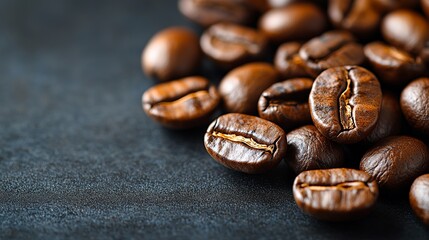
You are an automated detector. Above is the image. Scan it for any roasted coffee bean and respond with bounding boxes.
[293,168,379,221]
[142,27,201,82]
[178,0,255,27]
[364,42,426,87]
[328,0,381,39]
[372,0,419,12]
[299,31,365,77]
[219,62,279,114]
[142,76,220,129]
[309,66,382,144]
[423,0,429,18]
[410,174,429,225]
[286,125,344,174]
[200,22,268,69]
[363,92,402,144]
[360,136,429,191]
[204,113,287,174]
[420,43,429,69]
[258,3,326,43]
[400,78,429,135]
[258,78,313,130]
[381,10,429,54]
[274,42,309,79]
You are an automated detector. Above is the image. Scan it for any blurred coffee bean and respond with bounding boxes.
[274,42,309,79]
[142,27,201,81]
[410,174,429,225]
[372,0,419,12]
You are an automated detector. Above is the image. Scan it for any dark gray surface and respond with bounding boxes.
[0,0,428,239]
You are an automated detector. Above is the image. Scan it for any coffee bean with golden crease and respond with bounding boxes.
[142,27,201,82]
[204,113,287,174]
[360,136,429,191]
[293,168,379,221]
[410,174,429,225]
[219,62,279,114]
[142,76,220,129]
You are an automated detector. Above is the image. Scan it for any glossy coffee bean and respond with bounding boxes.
[274,42,309,79]
[293,168,379,221]
[258,3,326,43]
[381,10,429,54]
[372,0,419,12]
[286,125,344,174]
[364,42,426,87]
[410,174,429,225]
[258,78,313,130]
[219,62,279,114]
[200,22,268,69]
[363,92,402,144]
[400,78,429,135]
[360,136,429,191]
[309,66,382,144]
[178,0,255,27]
[142,27,201,82]
[423,0,429,18]
[204,113,287,174]
[142,76,220,129]
[299,31,365,77]
[328,0,381,39]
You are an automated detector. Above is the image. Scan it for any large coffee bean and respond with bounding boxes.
[309,66,382,144]
[293,168,379,221]
[410,174,429,225]
[286,125,344,174]
[200,22,268,69]
[142,27,201,82]
[299,31,365,77]
[258,3,326,43]
[400,78,429,135]
[360,136,429,191]
[219,62,279,114]
[142,76,220,129]
[258,78,313,130]
[204,113,287,174]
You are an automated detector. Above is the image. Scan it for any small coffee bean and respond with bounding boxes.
[200,22,268,69]
[258,78,313,130]
[142,76,220,129]
[178,0,255,27]
[286,125,344,174]
[309,66,382,144]
[328,0,381,39]
[381,10,429,54]
[299,31,365,77]
[293,168,379,221]
[410,174,429,225]
[364,41,426,87]
[258,3,326,43]
[219,62,279,114]
[400,78,429,135]
[274,42,309,79]
[204,113,287,174]
[363,92,402,144]
[360,136,429,191]
[142,27,201,82]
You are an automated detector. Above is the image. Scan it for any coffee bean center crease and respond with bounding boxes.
[299,181,368,191]
[339,70,355,130]
[212,131,275,154]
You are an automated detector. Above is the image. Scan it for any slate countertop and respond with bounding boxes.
[0,1,428,239]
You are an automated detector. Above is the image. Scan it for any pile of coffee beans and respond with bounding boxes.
[141,0,429,223]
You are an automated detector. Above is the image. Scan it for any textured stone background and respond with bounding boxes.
[0,0,428,239]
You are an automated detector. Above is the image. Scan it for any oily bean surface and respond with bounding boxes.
[309,66,382,144]
[274,42,309,79]
[293,168,379,221]
[286,125,344,174]
[410,174,429,225]
[200,22,268,69]
[258,78,313,130]
[204,113,287,174]
[142,76,220,129]
[400,78,429,135]
[360,136,429,191]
